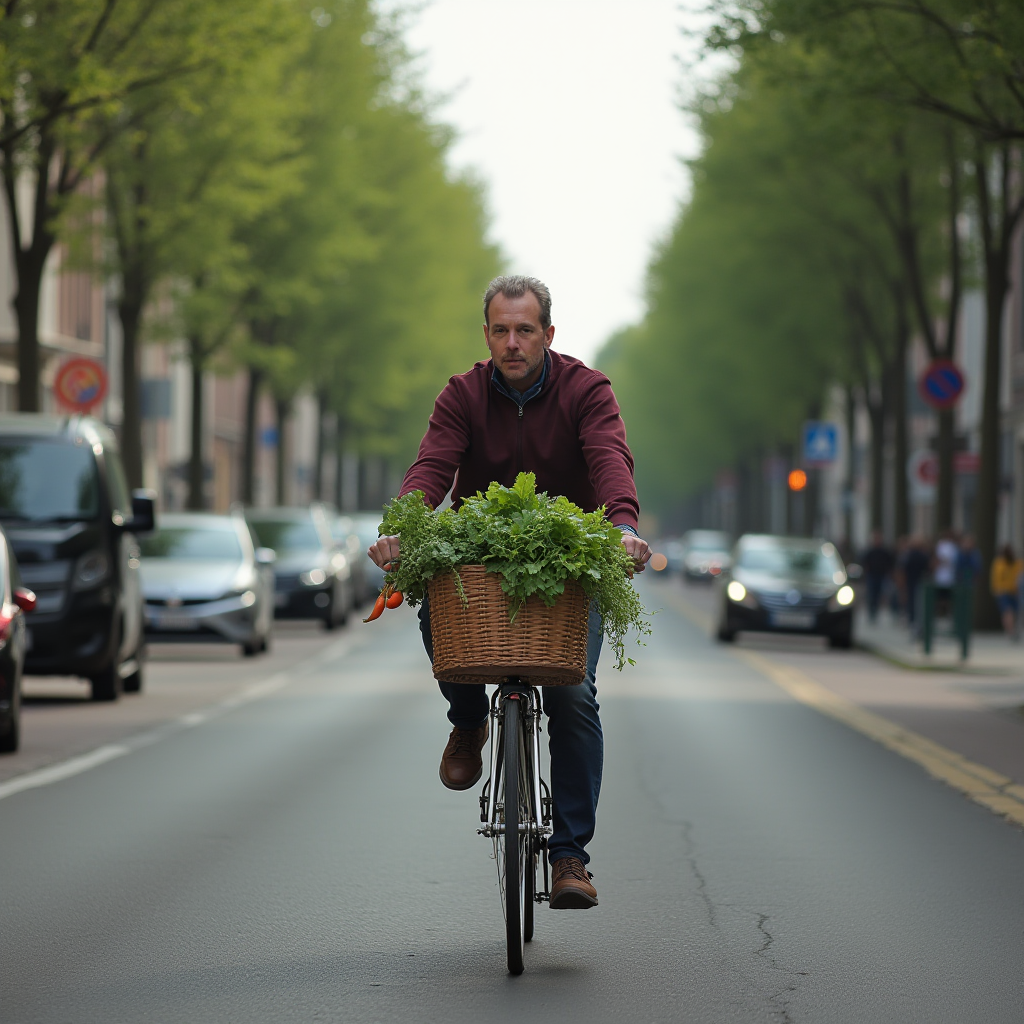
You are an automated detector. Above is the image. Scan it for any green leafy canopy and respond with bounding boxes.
[379,473,652,670]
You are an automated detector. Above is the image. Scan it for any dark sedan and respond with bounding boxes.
[247,505,353,629]
[715,535,855,648]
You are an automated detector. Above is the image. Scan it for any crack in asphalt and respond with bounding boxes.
[628,708,811,1021]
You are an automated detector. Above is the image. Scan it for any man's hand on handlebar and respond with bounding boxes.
[368,534,400,571]
[621,533,651,573]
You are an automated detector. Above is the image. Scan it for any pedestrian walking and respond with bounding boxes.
[933,530,959,617]
[860,529,895,623]
[989,544,1023,640]
[956,533,982,587]
[901,536,931,631]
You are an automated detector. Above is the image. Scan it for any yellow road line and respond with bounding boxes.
[653,583,1024,829]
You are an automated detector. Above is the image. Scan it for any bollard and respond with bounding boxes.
[952,582,973,660]
[921,582,935,654]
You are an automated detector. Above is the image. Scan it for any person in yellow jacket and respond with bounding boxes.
[990,544,1024,639]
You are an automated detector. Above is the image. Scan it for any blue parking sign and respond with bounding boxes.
[802,421,838,466]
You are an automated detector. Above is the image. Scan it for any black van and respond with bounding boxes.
[0,415,155,701]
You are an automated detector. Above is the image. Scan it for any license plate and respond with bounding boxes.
[156,614,199,631]
[771,611,815,629]
[274,592,288,608]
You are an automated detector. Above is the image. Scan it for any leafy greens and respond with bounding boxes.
[379,472,651,669]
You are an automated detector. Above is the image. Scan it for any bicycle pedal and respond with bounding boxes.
[535,891,550,903]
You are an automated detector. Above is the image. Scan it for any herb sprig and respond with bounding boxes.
[379,472,651,669]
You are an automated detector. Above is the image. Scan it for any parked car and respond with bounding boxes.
[0,415,154,701]
[348,511,386,596]
[330,514,372,606]
[682,529,732,581]
[140,512,275,656]
[0,525,37,753]
[246,505,353,629]
[715,534,855,648]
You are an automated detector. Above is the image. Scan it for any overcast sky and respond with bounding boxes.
[399,0,703,364]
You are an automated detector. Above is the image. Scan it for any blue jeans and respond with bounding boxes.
[418,597,604,865]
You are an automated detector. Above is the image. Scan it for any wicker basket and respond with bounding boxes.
[427,565,589,686]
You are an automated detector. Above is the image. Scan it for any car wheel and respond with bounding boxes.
[716,624,736,643]
[122,648,145,694]
[241,640,262,657]
[828,631,852,650]
[0,683,20,754]
[90,662,123,702]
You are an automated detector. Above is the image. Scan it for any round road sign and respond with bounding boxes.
[53,358,107,413]
[918,360,964,410]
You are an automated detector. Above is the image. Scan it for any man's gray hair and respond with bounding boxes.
[483,275,552,330]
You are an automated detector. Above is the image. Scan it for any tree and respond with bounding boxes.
[0,0,268,411]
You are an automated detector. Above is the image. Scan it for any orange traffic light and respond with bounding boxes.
[788,468,807,492]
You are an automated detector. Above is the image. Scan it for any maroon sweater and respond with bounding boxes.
[400,350,640,529]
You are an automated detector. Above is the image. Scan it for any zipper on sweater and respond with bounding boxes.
[516,403,524,472]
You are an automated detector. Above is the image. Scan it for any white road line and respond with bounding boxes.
[0,631,364,804]
[0,745,129,801]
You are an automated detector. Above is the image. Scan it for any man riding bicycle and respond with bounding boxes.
[368,275,651,909]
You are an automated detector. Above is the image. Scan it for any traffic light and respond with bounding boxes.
[788,469,807,492]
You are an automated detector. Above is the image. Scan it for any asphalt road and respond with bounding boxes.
[1,582,1023,1023]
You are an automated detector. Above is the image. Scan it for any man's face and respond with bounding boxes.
[484,291,555,392]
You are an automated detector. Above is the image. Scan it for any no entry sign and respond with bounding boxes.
[918,360,964,410]
[53,358,107,413]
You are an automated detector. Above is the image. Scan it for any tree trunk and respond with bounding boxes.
[12,257,45,411]
[844,385,856,547]
[314,391,328,502]
[187,338,205,511]
[973,267,1008,629]
[274,397,289,505]
[867,395,885,533]
[892,300,910,539]
[972,144,1022,630]
[118,295,144,488]
[241,366,263,506]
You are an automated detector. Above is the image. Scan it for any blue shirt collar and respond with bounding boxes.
[491,350,550,407]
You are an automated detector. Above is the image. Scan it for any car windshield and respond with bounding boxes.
[141,526,242,561]
[248,519,321,553]
[737,545,841,580]
[0,440,99,522]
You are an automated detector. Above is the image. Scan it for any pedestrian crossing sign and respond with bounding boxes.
[802,421,838,467]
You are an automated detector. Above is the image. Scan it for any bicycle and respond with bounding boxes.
[477,678,553,975]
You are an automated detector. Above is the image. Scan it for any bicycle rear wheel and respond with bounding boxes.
[501,695,526,974]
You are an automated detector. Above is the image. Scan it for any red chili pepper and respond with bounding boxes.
[363,593,386,622]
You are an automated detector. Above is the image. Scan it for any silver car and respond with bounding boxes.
[140,512,275,656]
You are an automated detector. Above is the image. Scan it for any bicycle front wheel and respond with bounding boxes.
[501,695,526,975]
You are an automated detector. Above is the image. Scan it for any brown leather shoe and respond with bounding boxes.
[549,857,598,909]
[438,723,488,791]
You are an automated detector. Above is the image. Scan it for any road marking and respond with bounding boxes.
[737,649,1024,828]
[0,745,129,801]
[654,583,1024,829]
[0,632,363,804]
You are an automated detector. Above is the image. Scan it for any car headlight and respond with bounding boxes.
[300,568,328,587]
[239,590,256,607]
[72,550,110,591]
[727,580,747,602]
[835,585,854,606]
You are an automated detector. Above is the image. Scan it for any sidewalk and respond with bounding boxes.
[857,608,1024,678]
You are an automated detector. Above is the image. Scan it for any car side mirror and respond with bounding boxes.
[14,587,36,613]
[255,547,276,566]
[129,490,157,535]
